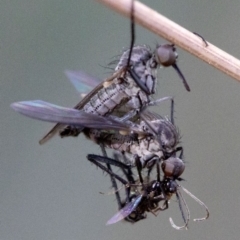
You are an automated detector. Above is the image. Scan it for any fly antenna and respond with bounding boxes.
[180,186,210,222]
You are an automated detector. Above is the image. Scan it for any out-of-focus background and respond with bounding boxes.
[1,0,240,239]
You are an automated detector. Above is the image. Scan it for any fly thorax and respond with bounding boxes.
[115,45,152,71]
[116,46,157,95]
[130,58,157,95]
[155,120,179,152]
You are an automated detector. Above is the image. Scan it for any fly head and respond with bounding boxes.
[155,44,190,91]
[162,157,185,179]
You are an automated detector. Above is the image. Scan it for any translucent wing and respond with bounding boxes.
[64,70,101,96]
[106,195,143,225]
[11,100,141,132]
[39,69,125,144]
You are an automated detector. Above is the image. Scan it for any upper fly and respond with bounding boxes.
[35,43,188,145]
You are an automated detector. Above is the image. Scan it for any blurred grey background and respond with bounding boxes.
[1,0,240,239]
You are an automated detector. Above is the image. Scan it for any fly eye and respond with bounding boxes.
[162,157,185,178]
[167,179,178,193]
[155,44,178,67]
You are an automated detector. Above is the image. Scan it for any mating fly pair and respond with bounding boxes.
[10,0,209,230]
[10,21,189,197]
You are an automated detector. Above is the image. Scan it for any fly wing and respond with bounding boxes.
[141,111,164,121]
[106,195,143,225]
[11,100,142,132]
[64,70,101,98]
[39,68,124,145]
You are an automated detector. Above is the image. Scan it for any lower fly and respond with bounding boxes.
[11,96,180,178]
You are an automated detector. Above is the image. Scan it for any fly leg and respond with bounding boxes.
[101,145,124,209]
[147,96,174,121]
[133,154,144,184]
[87,154,129,184]
[167,146,183,160]
[128,67,151,94]
[87,153,134,210]
[112,152,135,205]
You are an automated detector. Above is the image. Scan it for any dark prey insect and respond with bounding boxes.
[87,152,209,230]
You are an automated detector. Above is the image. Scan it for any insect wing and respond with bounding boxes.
[106,195,143,225]
[64,70,101,97]
[11,100,139,131]
[39,68,126,144]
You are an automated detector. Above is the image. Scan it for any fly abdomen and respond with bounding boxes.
[60,125,83,138]
[83,82,129,115]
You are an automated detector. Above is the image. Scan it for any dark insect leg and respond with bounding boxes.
[87,154,128,185]
[129,68,151,94]
[147,96,173,111]
[177,146,183,159]
[134,155,144,184]
[87,153,135,210]
[100,145,122,208]
[113,152,134,183]
[169,146,183,159]
[126,0,135,71]
[170,97,175,125]
[193,32,208,47]
[126,0,155,95]
[155,161,167,199]
[113,152,136,205]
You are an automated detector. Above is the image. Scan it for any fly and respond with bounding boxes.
[10,97,180,178]
[37,0,189,144]
[87,153,209,229]
[38,42,188,145]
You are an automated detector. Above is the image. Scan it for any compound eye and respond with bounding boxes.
[162,157,185,178]
[167,179,178,193]
[155,44,178,67]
